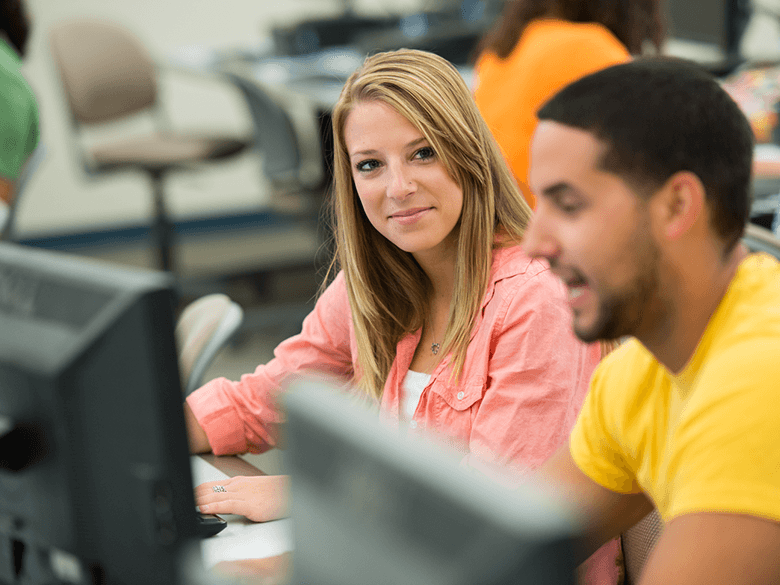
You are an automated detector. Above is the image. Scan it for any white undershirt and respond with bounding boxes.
[401,370,431,421]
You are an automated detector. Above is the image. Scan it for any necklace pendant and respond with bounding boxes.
[431,342,440,355]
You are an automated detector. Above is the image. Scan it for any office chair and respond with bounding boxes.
[48,19,251,273]
[219,66,326,218]
[622,222,780,584]
[176,293,244,395]
[1,144,45,241]
[219,65,334,309]
[743,221,780,257]
[622,509,663,585]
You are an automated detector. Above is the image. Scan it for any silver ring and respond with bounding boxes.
[212,485,227,493]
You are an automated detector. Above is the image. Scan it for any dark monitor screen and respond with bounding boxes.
[0,243,198,585]
[665,0,749,63]
[667,0,729,47]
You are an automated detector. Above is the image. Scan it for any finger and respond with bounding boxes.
[194,479,233,497]
[198,498,243,517]
[194,488,236,507]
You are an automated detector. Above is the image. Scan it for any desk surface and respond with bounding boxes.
[192,455,293,567]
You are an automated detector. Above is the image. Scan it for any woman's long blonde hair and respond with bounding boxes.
[327,49,532,400]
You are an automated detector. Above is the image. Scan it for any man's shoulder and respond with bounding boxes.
[709,252,780,356]
[0,42,34,103]
[735,252,780,307]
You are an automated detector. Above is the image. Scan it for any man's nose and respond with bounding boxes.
[522,209,560,261]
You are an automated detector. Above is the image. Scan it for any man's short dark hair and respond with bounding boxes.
[537,57,754,252]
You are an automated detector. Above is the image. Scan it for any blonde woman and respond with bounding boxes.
[186,49,604,564]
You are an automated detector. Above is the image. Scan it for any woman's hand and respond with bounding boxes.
[195,475,290,523]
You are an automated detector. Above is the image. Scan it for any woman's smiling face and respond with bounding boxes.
[343,100,464,265]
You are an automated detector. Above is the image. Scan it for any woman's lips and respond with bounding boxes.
[390,207,432,225]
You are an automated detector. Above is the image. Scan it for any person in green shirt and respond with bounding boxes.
[0,0,39,207]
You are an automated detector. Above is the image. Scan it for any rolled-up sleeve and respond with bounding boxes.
[186,272,354,455]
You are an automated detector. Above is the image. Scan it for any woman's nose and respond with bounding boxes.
[387,163,414,200]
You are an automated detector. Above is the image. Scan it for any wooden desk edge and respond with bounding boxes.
[198,453,266,478]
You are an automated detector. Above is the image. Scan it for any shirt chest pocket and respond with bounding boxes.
[416,377,486,453]
[425,376,485,413]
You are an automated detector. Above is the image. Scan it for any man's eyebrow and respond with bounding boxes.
[539,182,575,199]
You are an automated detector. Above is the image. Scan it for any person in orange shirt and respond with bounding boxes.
[473,0,664,208]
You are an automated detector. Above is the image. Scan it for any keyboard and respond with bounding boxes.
[196,512,228,538]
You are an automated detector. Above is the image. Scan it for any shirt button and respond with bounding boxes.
[409,420,418,429]
[457,391,464,400]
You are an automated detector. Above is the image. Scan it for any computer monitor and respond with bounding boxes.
[284,377,583,585]
[0,243,198,585]
[664,0,749,73]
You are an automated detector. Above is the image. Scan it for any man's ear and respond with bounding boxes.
[652,171,704,242]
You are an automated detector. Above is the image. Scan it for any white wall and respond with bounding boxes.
[21,0,772,238]
[18,0,428,237]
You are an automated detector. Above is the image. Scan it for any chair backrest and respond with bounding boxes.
[222,68,325,193]
[49,19,157,124]
[742,222,780,258]
[175,294,244,395]
[226,71,301,182]
[622,509,663,584]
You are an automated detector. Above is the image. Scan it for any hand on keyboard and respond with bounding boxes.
[195,475,290,523]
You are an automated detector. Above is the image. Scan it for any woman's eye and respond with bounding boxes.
[414,146,435,161]
[355,159,381,173]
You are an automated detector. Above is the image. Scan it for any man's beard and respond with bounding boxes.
[573,239,662,343]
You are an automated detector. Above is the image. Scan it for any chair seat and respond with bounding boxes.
[90,132,249,172]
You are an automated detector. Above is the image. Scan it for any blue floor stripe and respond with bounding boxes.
[19,210,304,251]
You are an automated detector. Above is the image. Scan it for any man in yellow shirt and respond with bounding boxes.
[523,58,780,584]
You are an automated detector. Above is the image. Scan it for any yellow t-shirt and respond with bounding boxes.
[570,253,780,523]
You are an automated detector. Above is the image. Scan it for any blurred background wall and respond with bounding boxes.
[19,0,432,238]
[14,0,777,277]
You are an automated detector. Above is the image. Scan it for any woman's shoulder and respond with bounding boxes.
[316,269,349,308]
[522,18,626,49]
[491,244,547,278]
[490,245,565,297]
[512,18,629,68]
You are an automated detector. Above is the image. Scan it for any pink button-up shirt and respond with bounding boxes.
[187,245,600,472]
